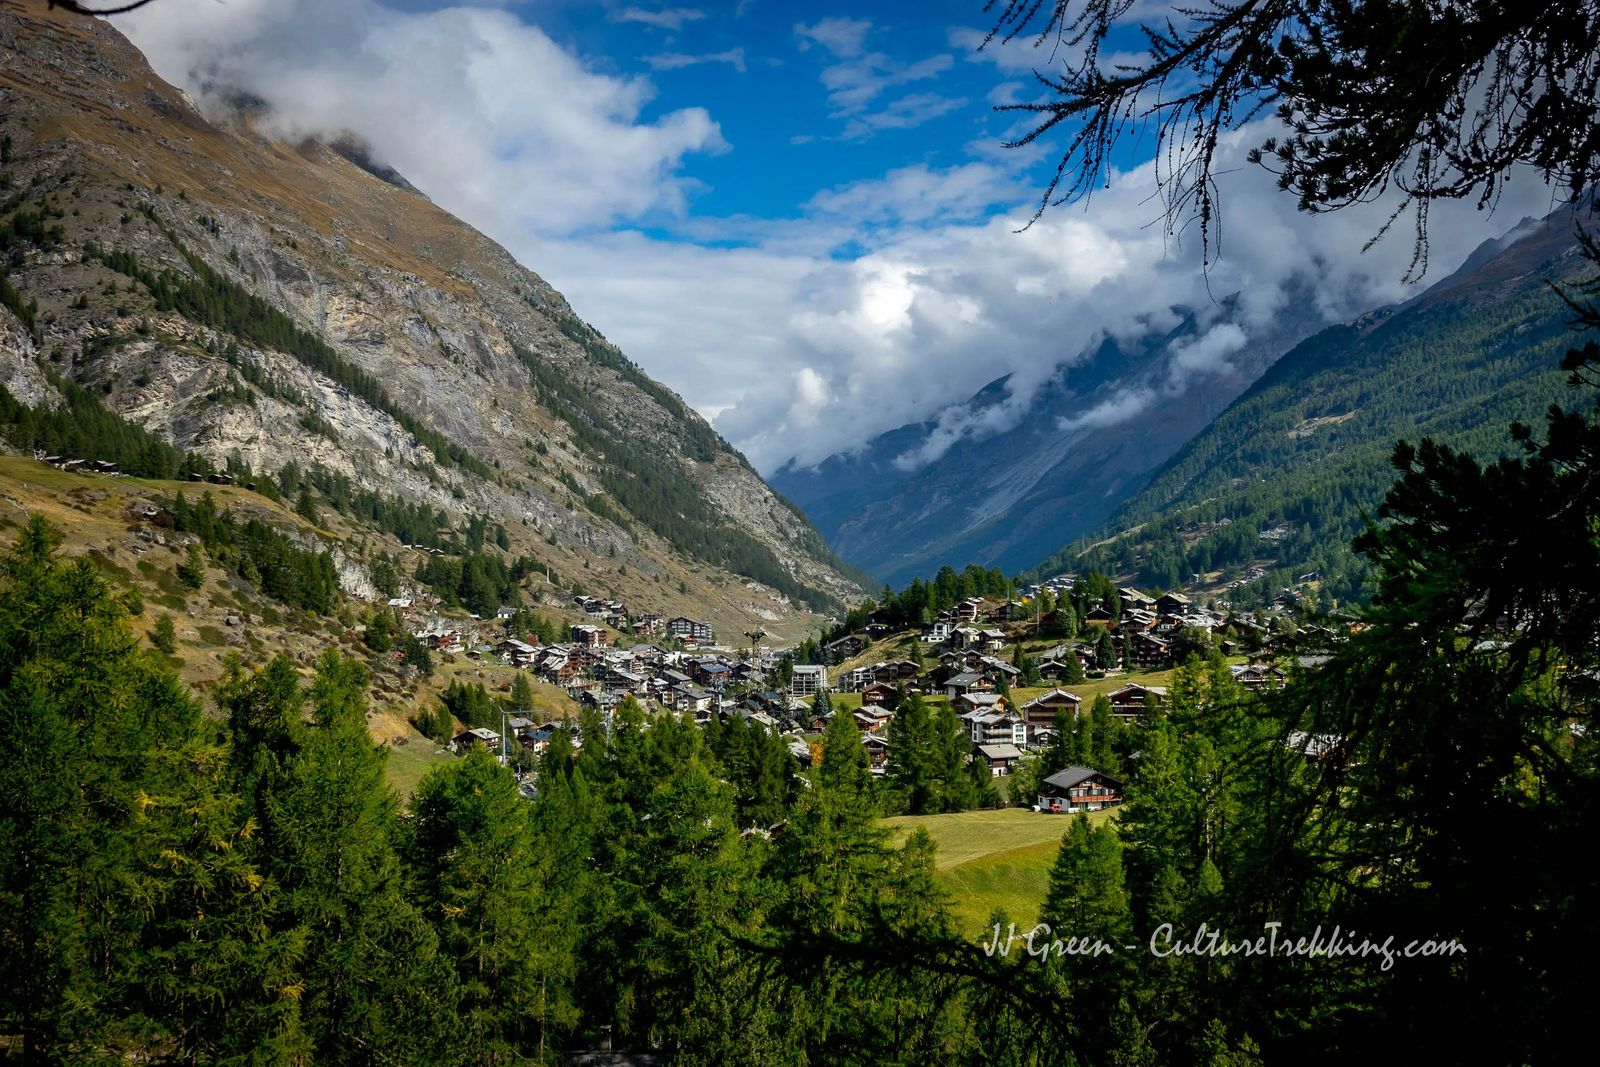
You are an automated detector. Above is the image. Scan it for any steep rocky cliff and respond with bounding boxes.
[0,1,860,639]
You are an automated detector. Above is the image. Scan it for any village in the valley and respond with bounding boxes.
[403,574,1314,813]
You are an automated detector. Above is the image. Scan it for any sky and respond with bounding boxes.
[118,0,1561,474]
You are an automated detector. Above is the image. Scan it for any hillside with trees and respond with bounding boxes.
[1028,212,1587,607]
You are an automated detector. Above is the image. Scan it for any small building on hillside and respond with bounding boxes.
[859,681,898,707]
[1105,683,1167,721]
[1036,766,1123,813]
[667,617,714,644]
[451,727,502,756]
[977,742,1023,776]
[1021,689,1083,727]
[1083,607,1118,629]
[569,624,609,648]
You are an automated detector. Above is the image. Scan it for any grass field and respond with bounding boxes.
[383,738,456,800]
[937,839,1061,937]
[883,807,1116,939]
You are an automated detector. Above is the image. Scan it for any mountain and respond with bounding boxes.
[771,280,1332,587]
[0,2,861,641]
[1026,208,1589,607]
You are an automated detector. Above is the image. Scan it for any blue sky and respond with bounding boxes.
[122,1,1556,472]
[518,2,1078,232]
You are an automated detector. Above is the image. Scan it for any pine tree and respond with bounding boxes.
[269,652,460,1065]
[362,606,395,652]
[176,539,206,590]
[933,700,977,813]
[295,488,320,525]
[1041,816,1131,948]
[406,748,552,1061]
[0,516,306,1063]
[886,692,934,813]
[151,611,177,653]
[1089,693,1119,772]
[508,670,534,714]
[1095,628,1118,670]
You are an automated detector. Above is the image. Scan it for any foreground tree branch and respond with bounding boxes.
[986,0,1600,274]
[47,1,161,15]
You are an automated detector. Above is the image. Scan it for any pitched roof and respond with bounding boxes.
[1023,688,1082,708]
[977,743,1023,761]
[1041,766,1122,790]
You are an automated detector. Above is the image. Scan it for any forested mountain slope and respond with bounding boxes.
[1028,210,1588,607]
[0,1,861,638]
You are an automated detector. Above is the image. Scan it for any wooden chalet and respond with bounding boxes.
[976,742,1023,776]
[1021,688,1082,727]
[859,681,899,707]
[1105,683,1167,721]
[1036,766,1123,813]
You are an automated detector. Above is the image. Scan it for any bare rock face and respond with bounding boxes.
[0,319,53,408]
[0,4,860,636]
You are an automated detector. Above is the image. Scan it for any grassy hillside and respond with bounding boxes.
[0,454,577,795]
[1027,215,1587,608]
[884,807,1115,939]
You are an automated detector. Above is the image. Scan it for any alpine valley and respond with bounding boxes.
[4,1,1599,1064]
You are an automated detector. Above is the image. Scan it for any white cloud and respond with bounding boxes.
[645,47,747,73]
[616,6,707,32]
[1056,389,1156,434]
[841,92,967,139]
[949,25,1061,75]
[1168,322,1248,379]
[535,127,1557,473]
[794,17,961,139]
[120,0,725,238]
[794,16,872,59]
[816,49,952,114]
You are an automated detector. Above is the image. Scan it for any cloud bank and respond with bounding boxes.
[122,0,724,239]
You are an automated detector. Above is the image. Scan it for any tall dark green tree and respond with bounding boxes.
[0,517,304,1064]
[406,748,560,1063]
[268,652,461,1065]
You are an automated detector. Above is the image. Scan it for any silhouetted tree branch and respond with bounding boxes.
[985,0,1600,276]
[47,1,161,15]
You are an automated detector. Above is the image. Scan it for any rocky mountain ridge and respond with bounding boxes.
[0,0,860,640]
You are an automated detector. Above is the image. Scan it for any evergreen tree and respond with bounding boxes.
[362,606,396,652]
[933,700,978,813]
[508,670,535,714]
[886,692,935,814]
[150,611,177,653]
[176,539,207,590]
[269,652,460,1065]
[1088,693,1119,773]
[810,687,833,723]
[399,632,434,677]
[0,517,304,1063]
[294,488,320,526]
[1042,816,1131,948]
[406,748,555,1062]
[1095,628,1118,670]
